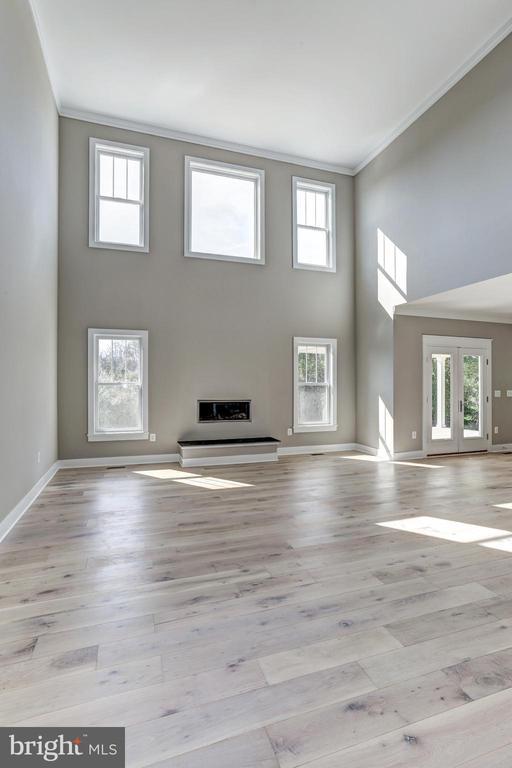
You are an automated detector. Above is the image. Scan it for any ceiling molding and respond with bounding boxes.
[354,16,512,174]
[395,305,512,325]
[27,0,61,111]
[59,107,355,176]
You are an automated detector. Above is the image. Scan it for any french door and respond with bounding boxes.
[423,336,491,455]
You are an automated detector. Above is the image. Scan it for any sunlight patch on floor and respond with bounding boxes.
[133,468,253,489]
[377,516,511,544]
[338,455,444,469]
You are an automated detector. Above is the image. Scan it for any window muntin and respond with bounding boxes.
[293,177,335,271]
[185,157,264,264]
[88,329,148,441]
[89,139,149,252]
[294,337,337,432]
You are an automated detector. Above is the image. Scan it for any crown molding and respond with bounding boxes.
[395,304,512,325]
[354,16,512,174]
[27,0,61,111]
[59,107,355,176]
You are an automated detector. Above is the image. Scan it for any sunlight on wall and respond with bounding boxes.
[378,515,511,544]
[133,468,253,489]
[377,229,407,318]
[378,396,394,458]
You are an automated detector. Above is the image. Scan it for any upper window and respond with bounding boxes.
[88,329,148,441]
[185,157,264,264]
[292,177,336,272]
[293,337,337,432]
[89,138,149,252]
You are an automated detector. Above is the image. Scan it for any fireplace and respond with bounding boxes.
[197,400,251,423]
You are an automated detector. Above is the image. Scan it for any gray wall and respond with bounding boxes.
[0,0,58,520]
[355,33,512,451]
[394,315,512,454]
[59,118,355,459]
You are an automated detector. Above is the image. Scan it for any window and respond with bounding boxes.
[185,156,264,264]
[292,177,336,271]
[89,138,149,252]
[293,337,337,432]
[88,329,148,441]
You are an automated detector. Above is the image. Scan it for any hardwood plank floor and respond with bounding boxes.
[2,451,512,766]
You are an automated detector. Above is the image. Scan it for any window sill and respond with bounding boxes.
[87,432,149,442]
[292,262,336,273]
[184,249,264,265]
[293,424,338,433]
[88,240,149,253]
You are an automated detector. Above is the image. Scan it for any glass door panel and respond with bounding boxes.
[431,353,453,442]
[463,354,482,438]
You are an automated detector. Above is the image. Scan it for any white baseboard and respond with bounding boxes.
[179,452,279,468]
[58,453,180,469]
[352,443,379,456]
[0,461,60,544]
[489,444,512,453]
[278,443,358,456]
[393,450,427,460]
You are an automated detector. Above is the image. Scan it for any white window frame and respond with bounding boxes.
[184,156,265,265]
[293,337,338,433]
[292,177,336,272]
[89,138,150,252]
[88,328,149,441]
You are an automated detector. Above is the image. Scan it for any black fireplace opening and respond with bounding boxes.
[198,400,251,423]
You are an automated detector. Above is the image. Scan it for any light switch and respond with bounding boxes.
[507,391,512,398]
[495,390,502,398]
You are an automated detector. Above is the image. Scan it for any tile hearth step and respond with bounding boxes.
[177,437,281,467]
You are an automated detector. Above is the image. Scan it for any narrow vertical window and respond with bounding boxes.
[292,177,336,271]
[89,138,149,252]
[294,337,337,432]
[88,329,148,441]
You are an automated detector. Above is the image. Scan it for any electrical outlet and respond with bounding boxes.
[495,426,499,434]
[411,431,417,440]
[507,391,512,398]
[495,390,502,398]
[287,428,293,436]
[149,433,156,442]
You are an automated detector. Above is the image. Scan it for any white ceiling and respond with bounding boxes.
[31,0,512,173]
[396,273,512,324]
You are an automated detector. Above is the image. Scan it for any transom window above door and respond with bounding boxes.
[185,156,265,264]
[89,138,149,252]
[292,177,336,272]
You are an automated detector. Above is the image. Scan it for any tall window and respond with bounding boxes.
[185,157,264,264]
[293,337,337,432]
[88,329,148,441]
[89,138,149,252]
[292,177,336,272]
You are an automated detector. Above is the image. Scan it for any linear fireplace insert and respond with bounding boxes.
[197,400,251,423]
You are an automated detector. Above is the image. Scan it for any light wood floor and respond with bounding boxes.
[3,452,512,766]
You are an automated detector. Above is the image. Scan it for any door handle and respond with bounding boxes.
[459,400,463,413]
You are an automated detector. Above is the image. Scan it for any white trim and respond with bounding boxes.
[89,138,150,252]
[0,462,60,544]
[352,443,379,456]
[61,108,353,176]
[88,328,149,442]
[395,305,512,324]
[292,177,336,273]
[27,0,61,111]
[58,453,180,468]
[184,156,265,265]
[354,17,512,173]
[293,337,338,433]
[393,450,427,460]
[489,444,512,453]
[179,453,278,468]
[278,443,356,456]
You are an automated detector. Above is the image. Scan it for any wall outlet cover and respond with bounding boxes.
[412,431,417,439]
[149,433,156,442]
[507,391,512,398]
[495,426,499,434]
[495,390,502,397]
[287,428,293,436]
